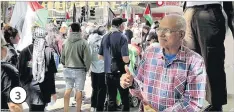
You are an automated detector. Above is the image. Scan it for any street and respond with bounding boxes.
[21,70,139,112]
[46,71,139,112]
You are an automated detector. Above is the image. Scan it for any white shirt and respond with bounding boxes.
[186,2,221,7]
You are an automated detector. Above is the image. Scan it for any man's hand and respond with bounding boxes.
[120,65,134,89]
[8,102,23,112]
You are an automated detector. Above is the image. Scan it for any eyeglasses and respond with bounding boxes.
[156,28,180,36]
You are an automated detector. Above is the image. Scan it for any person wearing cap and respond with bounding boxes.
[18,26,57,111]
[124,22,133,44]
[1,35,23,112]
[98,17,130,111]
[61,23,91,112]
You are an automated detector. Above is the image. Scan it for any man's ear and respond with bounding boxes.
[180,31,185,39]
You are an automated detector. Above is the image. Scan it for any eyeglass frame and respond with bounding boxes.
[156,27,183,37]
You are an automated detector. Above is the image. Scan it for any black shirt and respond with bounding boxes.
[1,62,20,109]
[99,31,129,74]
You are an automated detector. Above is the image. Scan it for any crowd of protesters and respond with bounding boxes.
[1,2,234,112]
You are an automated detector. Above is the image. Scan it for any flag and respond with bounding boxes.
[128,44,141,76]
[66,12,70,19]
[73,4,76,22]
[144,4,153,25]
[125,2,131,21]
[10,1,48,51]
[107,8,116,29]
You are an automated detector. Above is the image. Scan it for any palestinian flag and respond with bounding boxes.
[10,1,48,51]
[143,4,153,25]
[128,44,141,76]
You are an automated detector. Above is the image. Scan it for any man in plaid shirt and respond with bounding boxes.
[120,14,207,112]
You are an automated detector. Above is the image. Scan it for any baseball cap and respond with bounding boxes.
[112,17,127,27]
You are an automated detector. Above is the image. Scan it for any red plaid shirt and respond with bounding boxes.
[130,45,207,112]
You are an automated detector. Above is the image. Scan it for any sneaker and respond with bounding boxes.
[90,107,96,112]
[71,100,76,107]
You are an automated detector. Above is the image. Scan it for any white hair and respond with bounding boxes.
[164,14,186,31]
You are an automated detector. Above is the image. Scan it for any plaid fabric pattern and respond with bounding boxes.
[130,46,207,112]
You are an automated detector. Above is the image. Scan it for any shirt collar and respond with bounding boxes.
[110,27,121,33]
[157,46,186,62]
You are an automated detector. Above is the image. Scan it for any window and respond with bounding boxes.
[116,1,121,4]
[95,2,98,5]
[60,3,63,7]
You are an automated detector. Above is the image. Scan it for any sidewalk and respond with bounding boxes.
[22,65,93,112]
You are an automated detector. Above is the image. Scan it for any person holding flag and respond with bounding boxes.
[120,14,207,112]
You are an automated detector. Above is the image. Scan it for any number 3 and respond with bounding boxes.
[15,92,21,100]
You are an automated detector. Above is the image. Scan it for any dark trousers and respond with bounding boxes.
[91,72,107,111]
[188,4,227,106]
[30,104,46,111]
[105,73,130,111]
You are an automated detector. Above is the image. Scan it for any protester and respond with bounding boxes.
[1,35,23,112]
[18,26,57,111]
[98,17,130,111]
[146,30,159,49]
[128,37,142,77]
[183,2,233,111]
[124,22,133,43]
[61,23,91,112]
[3,25,20,66]
[45,23,61,68]
[120,14,207,112]
[88,26,106,112]
[58,24,68,53]
[141,25,150,51]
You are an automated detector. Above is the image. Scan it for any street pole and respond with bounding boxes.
[65,2,67,22]
[86,1,88,22]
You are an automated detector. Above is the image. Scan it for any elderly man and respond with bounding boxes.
[120,14,207,112]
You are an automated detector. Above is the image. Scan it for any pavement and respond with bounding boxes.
[20,68,234,112]
[21,68,139,112]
